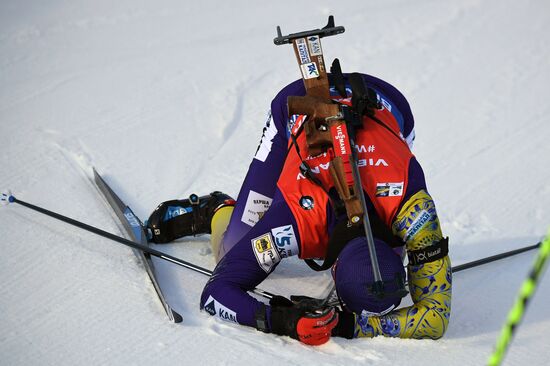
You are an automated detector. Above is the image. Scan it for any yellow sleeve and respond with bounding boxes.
[354,190,452,339]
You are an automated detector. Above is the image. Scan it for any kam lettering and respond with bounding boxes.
[204,295,238,323]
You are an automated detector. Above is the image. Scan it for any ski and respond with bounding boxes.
[93,168,183,323]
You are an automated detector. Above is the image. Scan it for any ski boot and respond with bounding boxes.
[146,191,235,243]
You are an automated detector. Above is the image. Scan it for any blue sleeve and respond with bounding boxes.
[200,189,301,329]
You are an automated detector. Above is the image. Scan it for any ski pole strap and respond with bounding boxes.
[407,237,449,266]
[487,229,550,366]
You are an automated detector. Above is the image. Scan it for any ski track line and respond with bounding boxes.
[218,71,272,153]
[0,75,80,114]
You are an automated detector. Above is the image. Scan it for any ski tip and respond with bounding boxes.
[92,167,101,182]
[1,190,14,206]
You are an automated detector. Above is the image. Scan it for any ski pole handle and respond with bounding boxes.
[1,191,14,206]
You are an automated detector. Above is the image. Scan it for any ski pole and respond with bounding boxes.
[2,193,276,300]
[452,242,542,273]
[487,229,550,366]
[348,132,385,293]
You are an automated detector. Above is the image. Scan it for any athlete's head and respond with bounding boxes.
[333,237,406,315]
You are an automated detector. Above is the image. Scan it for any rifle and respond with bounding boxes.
[274,16,389,297]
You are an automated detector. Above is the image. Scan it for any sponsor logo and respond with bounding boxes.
[302,162,331,175]
[253,199,270,205]
[317,55,325,72]
[288,114,307,135]
[355,144,376,153]
[299,196,314,210]
[254,234,272,253]
[295,38,310,64]
[271,225,299,258]
[296,158,389,180]
[332,124,349,156]
[124,211,141,227]
[329,85,353,97]
[241,191,272,227]
[414,247,442,263]
[254,112,278,162]
[163,206,191,221]
[377,95,392,112]
[300,62,319,79]
[124,209,144,241]
[287,114,298,134]
[251,233,281,273]
[307,36,322,56]
[358,158,388,167]
[204,295,238,323]
[376,182,404,197]
[392,197,437,233]
[404,210,432,242]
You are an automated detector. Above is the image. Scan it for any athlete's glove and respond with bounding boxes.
[268,295,338,346]
[331,309,357,339]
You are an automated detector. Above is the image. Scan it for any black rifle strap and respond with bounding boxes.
[329,58,347,98]
[289,132,326,190]
[288,130,348,218]
[349,72,368,116]
[305,213,403,272]
[305,220,361,271]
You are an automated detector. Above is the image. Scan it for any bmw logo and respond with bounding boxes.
[299,196,314,210]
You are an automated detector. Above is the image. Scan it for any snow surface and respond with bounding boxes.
[1,1,550,365]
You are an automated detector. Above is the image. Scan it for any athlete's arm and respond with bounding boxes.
[200,191,300,328]
[338,158,452,340]
[351,189,451,339]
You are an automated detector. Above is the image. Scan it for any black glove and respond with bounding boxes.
[331,309,356,339]
[268,295,338,346]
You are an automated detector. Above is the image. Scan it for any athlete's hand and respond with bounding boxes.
[331,309,357,339]
[269,296,338,346]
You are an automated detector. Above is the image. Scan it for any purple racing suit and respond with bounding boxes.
[200,74,425,331]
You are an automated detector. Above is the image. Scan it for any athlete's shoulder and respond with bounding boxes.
[359,74,414,138]
[269,74,414,140]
